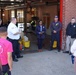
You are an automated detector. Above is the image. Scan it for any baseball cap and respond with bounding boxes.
[54,15,58,18]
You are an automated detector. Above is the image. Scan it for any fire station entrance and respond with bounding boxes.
[0,0,63,51]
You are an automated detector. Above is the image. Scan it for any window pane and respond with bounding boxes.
[11,10,15,18]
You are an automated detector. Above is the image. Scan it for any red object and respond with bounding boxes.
[20,44,22,50]
[60,0,63,49]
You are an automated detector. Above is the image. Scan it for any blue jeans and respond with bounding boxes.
[71,55,75,64]
[38,38,44,49]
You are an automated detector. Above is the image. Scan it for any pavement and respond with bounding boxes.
[12,50,76,75]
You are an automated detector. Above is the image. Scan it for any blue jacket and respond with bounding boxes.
[35,25,46,39]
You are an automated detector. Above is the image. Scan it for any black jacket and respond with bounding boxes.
[66,22,76,38]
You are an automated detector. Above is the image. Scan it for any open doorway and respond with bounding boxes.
[25,0,61,51]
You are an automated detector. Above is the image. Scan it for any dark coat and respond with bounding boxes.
[35,25,46,39]
[66,22,76,38]
[50,21,62,34]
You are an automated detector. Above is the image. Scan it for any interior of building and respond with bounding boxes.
[0,0,60,51]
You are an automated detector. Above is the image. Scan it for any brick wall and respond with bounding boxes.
[62,0,76,49]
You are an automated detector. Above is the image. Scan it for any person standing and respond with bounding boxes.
[35,20,46,52]
[0,27,13,75]
[7,17,23,62]
[30,20,36,31]
[64,17,76,54]
[71,39,76,72]
[50,16,62,52]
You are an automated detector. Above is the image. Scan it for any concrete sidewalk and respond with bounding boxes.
[12,50,76,75]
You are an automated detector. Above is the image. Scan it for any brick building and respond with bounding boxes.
[60,0,76,49]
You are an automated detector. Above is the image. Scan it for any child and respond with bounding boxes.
[0,27,13,75]
[71,39,76,71]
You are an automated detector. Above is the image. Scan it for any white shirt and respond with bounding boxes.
[71,39,76,56]
[7,22,20,40]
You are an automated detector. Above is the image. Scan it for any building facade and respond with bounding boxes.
[0,0,76,49]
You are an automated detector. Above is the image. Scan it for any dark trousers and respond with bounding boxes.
[2,64,11,75]
[38,38,44,49]
[51,33,60,50]
[7,37,20,60]
[0,69,2,75]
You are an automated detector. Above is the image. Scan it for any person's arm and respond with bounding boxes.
[13,32,21,35]
[66,23,70,36]
[35,26,40,34]
[13,28,21,35]
[0,59,2,72]
[7,52,13,71]
[71,24,76,38]
[56,22,62,32]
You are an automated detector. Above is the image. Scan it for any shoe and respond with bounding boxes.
[58,50,60,52]
[17,55,23,58]
[63,51,69,53]
[69,52,72,55]
[49,49,53,51]
[13,58,18,62]
[38,50,42,52]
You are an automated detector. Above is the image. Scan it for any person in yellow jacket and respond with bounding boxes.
[30,20,36,31]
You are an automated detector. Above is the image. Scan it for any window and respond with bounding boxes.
[11,10,15,18]
[17,10,24,22]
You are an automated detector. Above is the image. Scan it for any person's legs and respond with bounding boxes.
[37,38,43,51]
[2,64,11,75]
[50,34,55,50]
[14,40,23,58]
[40,39,44,49]
[38,38,41,49]
[14,40,20,57]
[66,36,71,51]
[71,38,75,46]
[64,36,71,53]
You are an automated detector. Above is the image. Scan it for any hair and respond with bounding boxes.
[0,27,7,33]
[72,17,75,19]
[38,20,42,23]
[11,17,16,22]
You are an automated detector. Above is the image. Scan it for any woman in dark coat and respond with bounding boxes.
[35,20,46,52]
